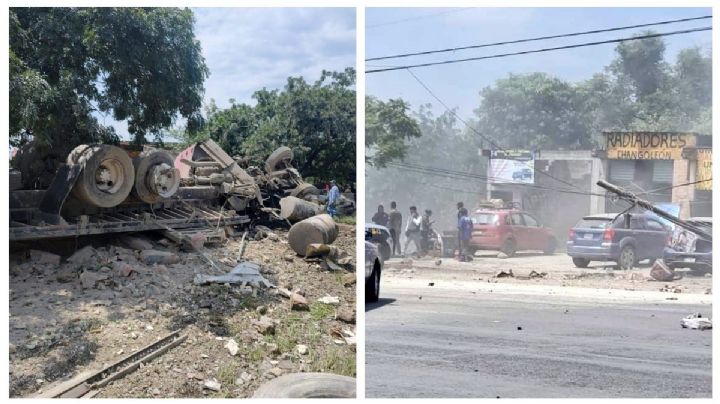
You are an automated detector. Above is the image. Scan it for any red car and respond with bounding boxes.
[468,209,557,256]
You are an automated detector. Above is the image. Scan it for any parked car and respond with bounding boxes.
[512,168,533,181]
[365,223,392,262]
[468,209,557,257]
[663,217,712,275]
[365,228,383,303]
[566,213,670,270]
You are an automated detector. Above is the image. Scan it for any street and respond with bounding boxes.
[365,272,712,398]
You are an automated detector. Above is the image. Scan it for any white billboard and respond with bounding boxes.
[489,151,534,184]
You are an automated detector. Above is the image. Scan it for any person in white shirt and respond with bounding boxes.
[403,206,422,257]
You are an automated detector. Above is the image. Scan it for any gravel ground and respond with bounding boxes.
[9,222,356,398]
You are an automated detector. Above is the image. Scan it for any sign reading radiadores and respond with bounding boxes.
[696,148,712,190]
[605,132,696,160]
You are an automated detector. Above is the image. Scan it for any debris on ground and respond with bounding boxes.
[680,313,712,330]
[317,296,340,306]
[193,261,274,288]
[495,269,514,278]
[434,259,442,266]
[649,259,678,282]
[660,285,683,293]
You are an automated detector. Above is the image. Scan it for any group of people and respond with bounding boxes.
[371,202,437,258]
[371,200,475,261]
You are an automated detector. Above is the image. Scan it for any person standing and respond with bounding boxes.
[458,207,473,261]
[371,204,389,227]
[456,201,465,255]
[388,201,403,257]
[326,180,340,217]
[420,209,433,254]
[403,206,422,257]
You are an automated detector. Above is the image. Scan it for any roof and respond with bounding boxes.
[582,213,618,220]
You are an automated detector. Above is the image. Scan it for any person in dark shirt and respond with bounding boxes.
[456,201,465,255]
[372,204,389,227]
[388,201,403,256]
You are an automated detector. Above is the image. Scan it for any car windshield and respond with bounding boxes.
[472,213,498,225]
[575,218,612,229]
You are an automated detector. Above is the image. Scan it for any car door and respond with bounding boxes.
[628,216,650,259]
[644,218,670,259]
[509,212,529,250]
[521,213,543,250]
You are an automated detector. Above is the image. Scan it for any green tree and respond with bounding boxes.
[365,96,422,167]
[188,68,356,184]
[473,73,595,150]
[10,7,208,152]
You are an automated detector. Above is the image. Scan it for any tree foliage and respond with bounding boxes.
[9,7,208,152]
[186,68,356,184]
[471,33,712,150]
[365,96,422,167]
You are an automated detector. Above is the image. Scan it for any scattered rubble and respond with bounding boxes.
[680,313,712,330]
[30,249,61,265]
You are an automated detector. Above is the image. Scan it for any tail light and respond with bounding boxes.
[603,228,615,242]
[568,229,576,239]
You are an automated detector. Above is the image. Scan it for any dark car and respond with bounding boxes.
[567,213,670,270]
[512,168,533,181]
[365,229,383,303]
[365,223,392,262]
[469,209,557,257]
[663,217,712,275]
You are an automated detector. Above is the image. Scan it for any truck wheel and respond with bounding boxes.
[501,239,516,257]
[70,145,134,208]
[291,182,320,198]
[543,238,557,255]
[265,146,294,173]
[366,261,380,303]
[253,373,355,398]
[617,246,636,270]
[132,150,180,203]
[572,258,590,268]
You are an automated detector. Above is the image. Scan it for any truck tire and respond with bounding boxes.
[253,373,356,398]
[617,245,637,270]
[543,238,557,255]
[70,145,134,208]
[366,260,380,303]
[572,257,590,268]
[291,182,320,198]
[501,238,516,257]
[132,150,180,203]
[265,146,294,173]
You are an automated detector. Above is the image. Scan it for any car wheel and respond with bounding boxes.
[501,239,516,257]
[572,257,590,268]
[543,238,557,255]
[617,246,636,270]
[366,261,380,302]
[70,145,135,208]
[252,373,356,398]
[265,146,294,173]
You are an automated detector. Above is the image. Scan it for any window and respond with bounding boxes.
[523,214,539,227]
[510,213,524,225]
[652,160,673,184]
[472,213,498,225]
[646,219,666,231]
[629,217,645,230]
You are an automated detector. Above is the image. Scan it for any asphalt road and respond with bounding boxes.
[365,283,712,398]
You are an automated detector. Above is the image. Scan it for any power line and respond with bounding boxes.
[366,15,711,61]
[366,27,712,73]
[404,68,586,193]
[367,8,472,29]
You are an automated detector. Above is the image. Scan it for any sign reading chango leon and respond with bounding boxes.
[605,132,696,160]
[696,148,712,190]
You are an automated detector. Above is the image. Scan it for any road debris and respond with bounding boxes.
[649,259,679,282]
[287,214,338,256]
[495,269,514,278]
[680,313,712,330]
[318,296,341,305]
[224,339,240,356]
[660,285,683,293]
[193,261,274,288]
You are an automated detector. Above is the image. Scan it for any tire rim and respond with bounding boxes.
[94,159,125,194]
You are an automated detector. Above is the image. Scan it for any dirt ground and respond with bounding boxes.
[9,222,356,398]
[383,251,712,296]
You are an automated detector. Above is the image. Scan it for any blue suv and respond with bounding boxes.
[567,213,670,270]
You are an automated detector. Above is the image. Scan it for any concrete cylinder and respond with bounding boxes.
[287,214,338,256]
[280,196,322,222]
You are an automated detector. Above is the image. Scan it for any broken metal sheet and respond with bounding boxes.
[193,261,275,288]
[681,313,712,330]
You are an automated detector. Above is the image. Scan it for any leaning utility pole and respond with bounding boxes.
[597,180,712,241]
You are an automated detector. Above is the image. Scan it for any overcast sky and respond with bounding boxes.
[366,7,712,119]
[100,7,356,139]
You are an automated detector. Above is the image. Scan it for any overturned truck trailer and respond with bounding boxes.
[9,140,322,241]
